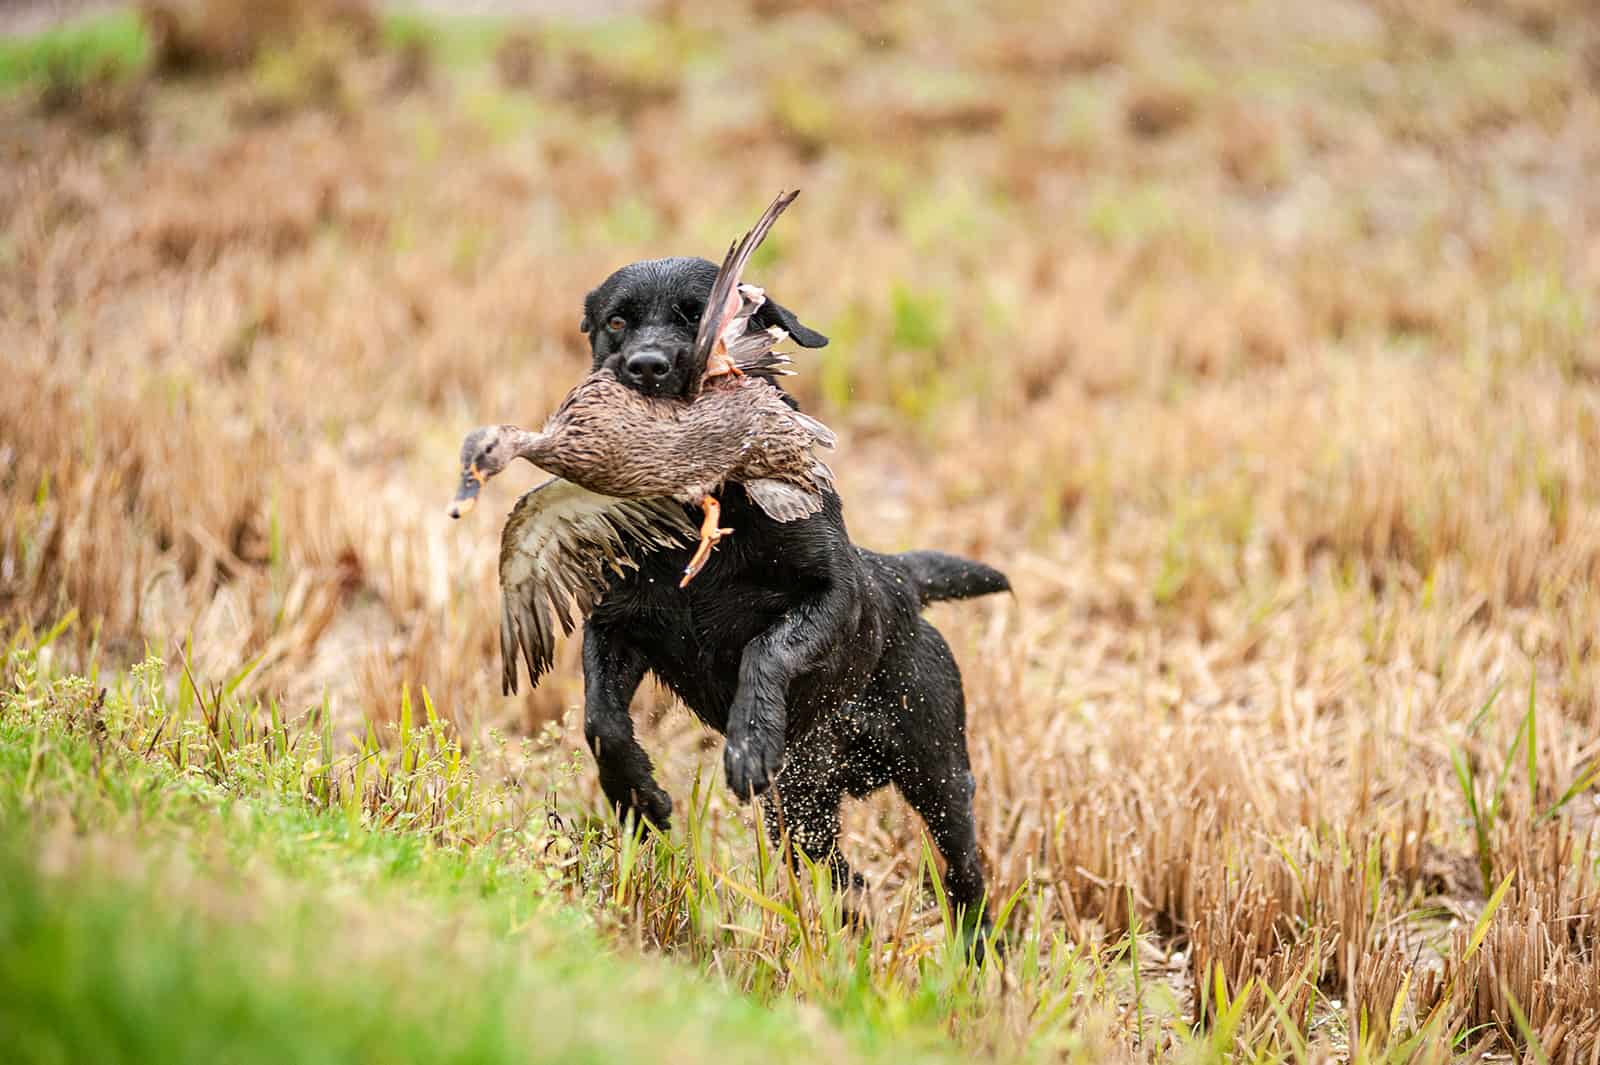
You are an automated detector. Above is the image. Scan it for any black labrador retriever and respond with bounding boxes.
[577,255,1009,944]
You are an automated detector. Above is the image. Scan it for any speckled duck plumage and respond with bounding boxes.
[510,359,836,519]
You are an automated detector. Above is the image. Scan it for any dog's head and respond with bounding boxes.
[581,256,828,398]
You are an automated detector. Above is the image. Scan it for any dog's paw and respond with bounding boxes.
[617,781,673,833]
[723,733,784,801]
[959,910,998,967]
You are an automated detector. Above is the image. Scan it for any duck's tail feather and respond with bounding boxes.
[787,408,837,449]
[728,326,795,380]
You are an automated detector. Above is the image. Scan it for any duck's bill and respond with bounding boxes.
[447,466,486,519]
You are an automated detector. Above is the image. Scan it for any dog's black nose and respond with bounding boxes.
[621,349,673,388]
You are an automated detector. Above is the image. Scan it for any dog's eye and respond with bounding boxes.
[606,316,626,333]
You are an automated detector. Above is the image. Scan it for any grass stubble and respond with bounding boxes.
[2,0,1600,1060]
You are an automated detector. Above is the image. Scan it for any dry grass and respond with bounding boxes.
[137,0,378,74]
[3,0,1600,1058]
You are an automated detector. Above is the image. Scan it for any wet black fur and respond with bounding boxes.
[578,255,1010,946]
[581,256,827,398]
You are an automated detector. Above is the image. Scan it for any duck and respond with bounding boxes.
[448,190,838,692]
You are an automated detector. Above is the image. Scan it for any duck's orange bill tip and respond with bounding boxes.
[449,465,486,519]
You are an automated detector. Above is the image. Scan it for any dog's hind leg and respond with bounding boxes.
[880,621,993,960]
[896,759,989,957]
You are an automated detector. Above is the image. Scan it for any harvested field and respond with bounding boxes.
[3,1,1599,1060]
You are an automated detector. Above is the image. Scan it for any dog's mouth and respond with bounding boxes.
[624,374,670,397]
[607,350,692,399]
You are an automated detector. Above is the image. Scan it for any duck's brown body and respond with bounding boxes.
[527,365,835,521]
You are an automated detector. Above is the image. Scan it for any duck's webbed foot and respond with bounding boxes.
[680,495,734,588]
[703,346,744,382]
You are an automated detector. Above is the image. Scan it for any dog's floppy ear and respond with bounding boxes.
[753,298,828,349]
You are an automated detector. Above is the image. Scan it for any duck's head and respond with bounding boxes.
[448,425,520,519]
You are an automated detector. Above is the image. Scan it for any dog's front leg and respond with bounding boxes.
[724,581,857,800]
[724,638,790,801]
[582,623,673,831]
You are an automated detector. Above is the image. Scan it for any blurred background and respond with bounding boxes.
[3,0,1599,1054]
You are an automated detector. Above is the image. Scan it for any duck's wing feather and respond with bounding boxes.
[498,477,693,694]
[690,190,800,392]
[745,476,825,522]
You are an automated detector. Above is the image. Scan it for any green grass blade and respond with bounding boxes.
[37,609,77,652]
[222,651,266,700]
[1465,683,1503,737]
[1538,760,1600,823]
[1501,985,1551,1065]
[1465,871,1514,960]
[720,873,801,932]
[1525,674,1538,813]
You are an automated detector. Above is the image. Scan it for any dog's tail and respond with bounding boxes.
[895,550,1011,607]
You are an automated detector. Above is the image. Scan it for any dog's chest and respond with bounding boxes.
[591,489,801,693]
[594,554,792,648]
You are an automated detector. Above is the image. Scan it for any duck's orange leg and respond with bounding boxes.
[680,496,734,587]
[702,341,745,382]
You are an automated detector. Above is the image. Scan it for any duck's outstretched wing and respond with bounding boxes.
[498,477,693,694]
[689,190,800,393]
